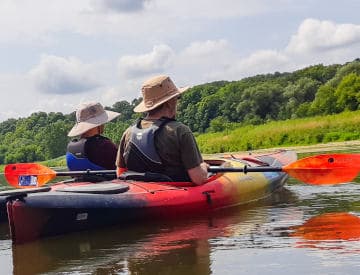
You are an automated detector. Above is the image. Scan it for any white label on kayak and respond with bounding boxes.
[76,212,88,221]
[18,175,38,186]
[264,172,279,180]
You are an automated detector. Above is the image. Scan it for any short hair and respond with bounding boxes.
[147,103,165,115]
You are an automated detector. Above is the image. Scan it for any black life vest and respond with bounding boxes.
[66,137,106,171]
[123,118,170,174]
[123,118,191,181]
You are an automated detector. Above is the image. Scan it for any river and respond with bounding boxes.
[0,143,359,274]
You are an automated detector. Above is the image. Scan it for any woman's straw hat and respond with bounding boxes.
[68,102,120,137]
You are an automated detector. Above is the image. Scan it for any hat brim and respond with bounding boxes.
[134,86,190,113]
[68,110,120,137]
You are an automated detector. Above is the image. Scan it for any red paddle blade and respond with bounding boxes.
[4,163,56,188]
[283,154,360,185]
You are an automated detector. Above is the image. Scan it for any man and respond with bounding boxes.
[66,102,120,171]
[116,75,208,185]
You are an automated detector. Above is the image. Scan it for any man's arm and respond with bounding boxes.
[187,162,209,185]
[115,130,129,177]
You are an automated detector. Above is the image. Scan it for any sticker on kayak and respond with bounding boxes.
[76,213,88,221]
[264,172,280,180]
[18,175,38,187]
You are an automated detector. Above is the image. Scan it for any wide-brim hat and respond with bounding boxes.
[68,102,120,137]
[134,75,190,113]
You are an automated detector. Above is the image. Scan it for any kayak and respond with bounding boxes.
[0,187,51,222]
[6,150,296,244]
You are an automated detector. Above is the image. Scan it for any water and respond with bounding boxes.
[0,145,360,274]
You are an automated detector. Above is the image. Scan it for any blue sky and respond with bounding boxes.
[0,0,360,122]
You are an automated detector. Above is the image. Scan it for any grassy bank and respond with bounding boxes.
[196,111,360,153]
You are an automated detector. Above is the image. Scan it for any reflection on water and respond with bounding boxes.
[10,189,297,275]
[290,212,360,251]
[0,147,359,274]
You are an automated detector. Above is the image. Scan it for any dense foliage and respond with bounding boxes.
[0,59,359,164]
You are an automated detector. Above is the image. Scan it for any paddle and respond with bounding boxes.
[4,163,116,189]
[4,153,360,188]
[210,153,360,185]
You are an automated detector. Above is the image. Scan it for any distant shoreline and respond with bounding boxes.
[255,140,360,153]
[207,140,360,157]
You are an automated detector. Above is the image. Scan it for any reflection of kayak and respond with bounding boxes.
[6,150,296,244]
[11,193,288,275]
[0,198,6,222]
[290,212,360,250]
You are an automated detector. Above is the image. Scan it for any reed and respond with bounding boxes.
[197,111,360,153]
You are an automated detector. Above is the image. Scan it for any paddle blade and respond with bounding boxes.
[283,154,360,185]
[4,163,56,188]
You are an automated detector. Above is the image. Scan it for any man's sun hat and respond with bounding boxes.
[68,102,120,137]
[134,75,190,113]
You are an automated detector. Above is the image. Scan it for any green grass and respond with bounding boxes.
[196,111,360,153]
[40,155,66,168]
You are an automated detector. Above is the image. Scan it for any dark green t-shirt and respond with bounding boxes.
[116,119,203,170]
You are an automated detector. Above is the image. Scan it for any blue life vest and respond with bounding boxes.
[66,138,105,171]
[123,118,172,173]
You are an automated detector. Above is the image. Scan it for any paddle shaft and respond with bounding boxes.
[55,170,117,177]
[55,166,282,177]
[208,166,282,173]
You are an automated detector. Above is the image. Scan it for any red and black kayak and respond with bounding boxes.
[6,150,296,244]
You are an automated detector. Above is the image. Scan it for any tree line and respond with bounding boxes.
[0,59,359,164]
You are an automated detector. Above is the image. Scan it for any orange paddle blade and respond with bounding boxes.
[4,163,56,188]
[283,154,360,185]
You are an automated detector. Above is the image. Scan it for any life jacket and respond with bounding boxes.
[123,118,191,182]
[66,138,105,171]
[123,118,169,173]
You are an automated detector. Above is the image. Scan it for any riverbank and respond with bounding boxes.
[197,111,360,153]
[202,140,360,160]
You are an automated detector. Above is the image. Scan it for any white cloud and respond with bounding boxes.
[91,0,152,13]
[195,49,289,82]
[154,0,272,19]
[286,18,360,54]
[236,50,289,74]
[29,55,101,94]
[171,39,235,84]
[0,0,90,44]
[206,19,360,80]
[118,44,174,77]
[0,73,43,120]
[182,39,230,57]
[0,0,276,45]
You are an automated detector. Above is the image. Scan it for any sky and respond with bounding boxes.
[0,0,360,122]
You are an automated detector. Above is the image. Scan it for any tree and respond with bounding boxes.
[310,85,337,115]
[327,60,360,87]
[209,116,229,132]
[335,73,360,111]
[108,101,134,121]
[41,121,72,159]
[279,77,320,119]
